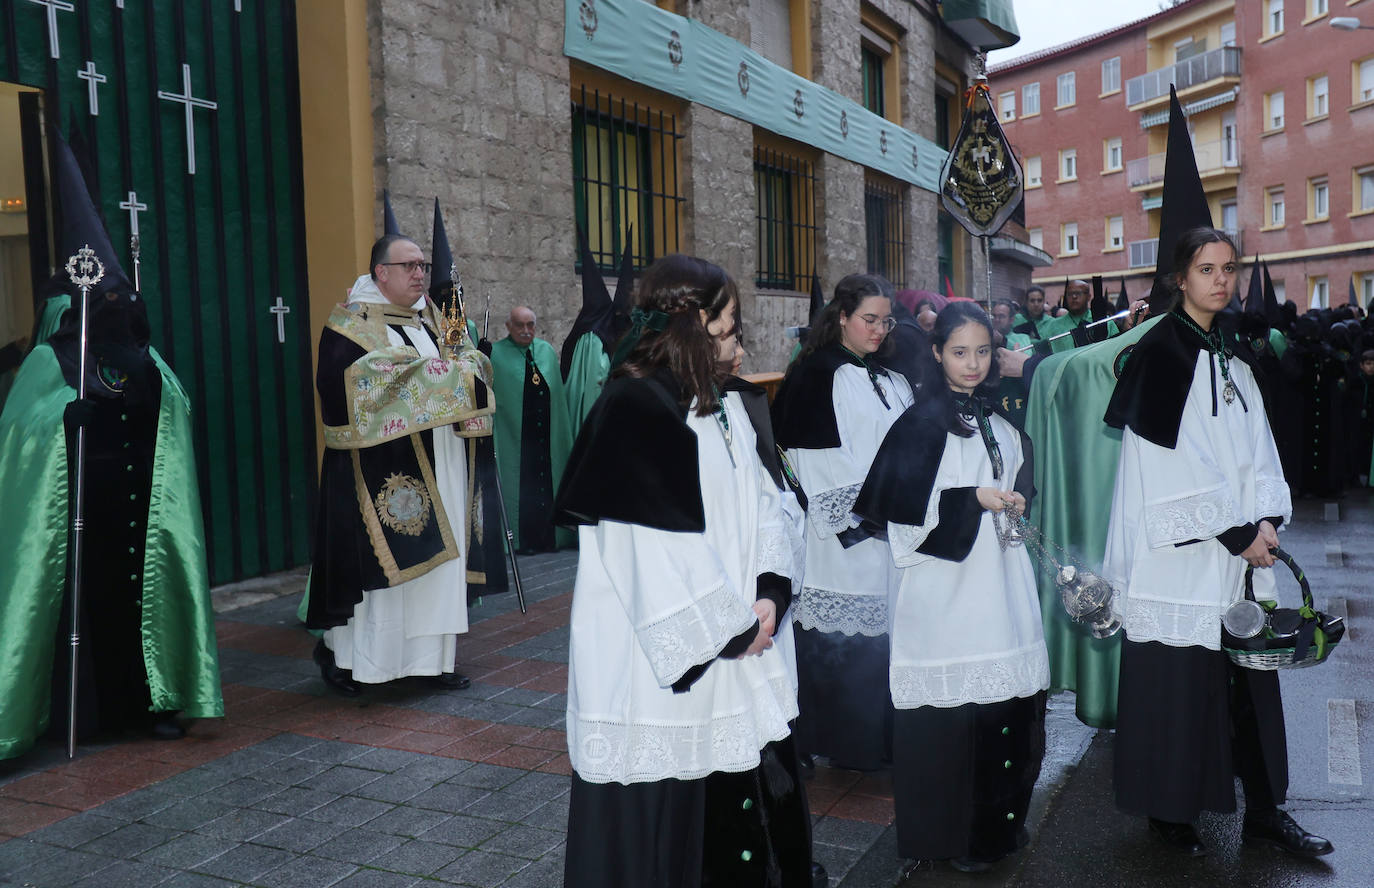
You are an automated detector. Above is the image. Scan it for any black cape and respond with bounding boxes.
[773,343,893,451]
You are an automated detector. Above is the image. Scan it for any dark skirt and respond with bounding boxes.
[564,737,813,888]
[793,626,892,770]
[1114,638,1287,823]
[891,691,1047,862]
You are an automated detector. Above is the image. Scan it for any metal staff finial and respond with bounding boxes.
[64,243,104,760]
[1010,307,1135,353]
[130,233,141,292]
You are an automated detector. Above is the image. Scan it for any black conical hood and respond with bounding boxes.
[610,229,635,340]
[562,224,616,377]
[51,128,131,297]
[1090,275,1112,319]
[1244,256,1264,315]
[429,198,454,300]
[1115,278,1130,313]
[383,189,401,237]
[66,109,101,207]
[809,270,825,324]
[1261,262,1281,326]
[1147,87,1213,315]
[1351,276,1358,308]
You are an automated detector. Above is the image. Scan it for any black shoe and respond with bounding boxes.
[810,860,827,888]
[313,639,361,696]
[949,856,995,873]
[1243,809,1334,857]
[148,715,185,740]
[1148,818,1206,856]
[428,672,471,690]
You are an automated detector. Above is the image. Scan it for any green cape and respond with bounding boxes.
[564,331,611,432]
[490,337,574,549]
[0,344,223,759]
[1013,312,1054,339]
[1025,315,1163,728]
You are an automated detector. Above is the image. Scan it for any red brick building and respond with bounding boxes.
[990,0,1374,310]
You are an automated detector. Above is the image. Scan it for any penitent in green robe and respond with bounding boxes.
[1024,315,1163,729]
[1040,310,1120,354]
[490,337,575,550]
[0,344,223,759]
[563,331,611,433]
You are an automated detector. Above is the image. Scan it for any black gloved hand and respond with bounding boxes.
[63,398,97,433]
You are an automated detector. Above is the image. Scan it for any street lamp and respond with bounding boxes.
[1330,17,1374,30]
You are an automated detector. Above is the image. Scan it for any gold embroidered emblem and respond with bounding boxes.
[374,473,431,536]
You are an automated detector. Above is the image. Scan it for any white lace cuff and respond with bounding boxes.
[637,583,756,686]
[1144,484,1241,548]
[1254,478,1292,524]
[890,643,1050,709]
[809,483,862,536]
[1121,597,1222,650]
[756,523,794,580]
[793,586,889,636]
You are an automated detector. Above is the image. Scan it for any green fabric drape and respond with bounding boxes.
[1040,310,1120,354]
[564,331,611,433]
[1025,316,1163,728]
[0,345,223,759]
[490,337,574,549]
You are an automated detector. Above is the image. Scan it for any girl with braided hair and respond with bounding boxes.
[555,255,813,887]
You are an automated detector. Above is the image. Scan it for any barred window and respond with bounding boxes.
[754,145,817,290]
[864,175,907,288]
[571,86,684,272]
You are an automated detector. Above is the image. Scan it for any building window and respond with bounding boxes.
[1101,57,1121,95]
[1022,82,1040,115]
[1060,222,1079,256]
[1359,273,1374,308]
[937,212,956,293]
[1220,21,1237,47]
[1056,71,1076,107]
[1356,57,1374,104]
[1267,0,1284,36]
[1272,280,1286,303]
[1267,186,1286,227]
[1357,165,1374,212]
[1265,91,1285,130]
[1026,155,1042,187]
[1028,227,1043,250]
[1308,0,1328,18]
[1174,38,1206,62]
[572,86,683,271]
[1105,215,1124,251]
[862,47,885,116]
[1308,75,1329,118]
[1059,148,1077,182]
[754,144,817,291]
[864,175,907,288]
[750,0,794,71]
[998,91,1015,121]
[1310,275,1329,309]
[1103,138,1123,172]
[1309,176,1329,220]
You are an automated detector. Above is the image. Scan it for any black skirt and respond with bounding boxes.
[564,737,813,888]
[1114,638,1288,823]
[793,626,893,770]
[891,691,1047,862]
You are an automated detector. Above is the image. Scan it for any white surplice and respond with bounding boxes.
[886,412,1049,709]
[788,364,912,636]
[566,391,799,785]
[325,277,469,683]
[1103,352,1291,650]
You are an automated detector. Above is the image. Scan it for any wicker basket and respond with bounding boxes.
[1222,548,1344,670]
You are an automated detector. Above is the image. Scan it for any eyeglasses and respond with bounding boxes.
[381,260,432,275]
[859,313,897,332]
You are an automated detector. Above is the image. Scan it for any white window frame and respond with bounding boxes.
[1060,148,1077,181]
[1106,215,1124,250]
[1311,177,1329,219]
[1310,0,1328,17]
[1358,166,1374,212]
[1028,227,1043,250]
[1268,0,1285,35]
[1358,58,1374,104]
[1101,57,1121,95]
[1057,71,1076,107]
[1311,75,1329,118]
[1269,188,1286,227]
[1104,137,1122,171]
[1310,276,1329,309]
[1022,82,1040,115]
[1267,91,1285,130]
[1220,21,1237,47]
[1026,155,1042,188]
[999,91,1016,121]
[1062,222,1079,255]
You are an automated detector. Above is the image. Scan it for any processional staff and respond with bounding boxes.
[64,244,104,759]
[1009,307,1135,354]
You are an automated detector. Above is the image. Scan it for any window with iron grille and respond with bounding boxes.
[571,85,684,272]
[754,145,818,290]
[864,176,907,287]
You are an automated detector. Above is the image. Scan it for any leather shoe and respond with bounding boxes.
[428,672,472,690]
[1243,808,1334,857]
[148,715,185,740]
[1148,818,1206,856]
[810,860,827,888]
[949,856,995,873]
[313,639,361,696]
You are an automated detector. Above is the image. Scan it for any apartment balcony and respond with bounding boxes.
[1126,138,1239,189]
[1125,46,1242,109]
[1127,230,1241,271]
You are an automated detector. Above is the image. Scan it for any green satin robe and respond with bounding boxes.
[563,331,610,433]
[0,344,223,759]
[1040,310,1120,354]
[1024,315,1163,729]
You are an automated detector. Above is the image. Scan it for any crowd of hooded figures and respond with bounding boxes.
[556,227,1340,888]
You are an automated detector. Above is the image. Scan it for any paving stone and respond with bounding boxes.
[367,838,466,876]
[392,757,474,784]
[194,841,295,882]
[353,774,432,804]
[417,813,505,849]
[502,707,565,728]
[262,756,333,786]
[451,701,526,724]
[255,785,341,815]
[26,810,123,848]
[461,791,545,824]
[520,798,568,832]
[251,816,341,853]
[158,872,241,888]
[433,848,530,887]
[78,821,183,859]
[153,768,235,797]
[408,783,490,813]
[499,771,569,800]
[201,747,287,777]
[332,868,421,888]
[813,815,887,850]
[301,765,383,795]
[304,795,395,828]
[253,733,323,756]
[349,747,430,774]
[256,854,359,888]
[135,832,239,869]
[308,825,406,865]
[477,824,563,860]
[296,740,371,765]
[365,805,453,838]
[95,787,181,820]
[68,857,179,888]
[445,763,524,791]
[142,796,237,832]
[498,852,565,888]
[0,836,63,874]
[196,807,291,842]
[210,776,282,807]
[10,848,118,886]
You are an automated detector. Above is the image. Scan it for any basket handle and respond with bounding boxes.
[1243,547,1321,661]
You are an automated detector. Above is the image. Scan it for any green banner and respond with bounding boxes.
[564,0,945,192]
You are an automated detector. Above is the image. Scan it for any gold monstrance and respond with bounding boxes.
[438,263,469,354]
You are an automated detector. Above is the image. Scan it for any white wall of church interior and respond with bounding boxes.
[368,0,979,374]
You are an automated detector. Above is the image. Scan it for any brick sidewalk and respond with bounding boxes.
[0,551,894,887]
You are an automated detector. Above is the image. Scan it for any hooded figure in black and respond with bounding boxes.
[1284,315,1347,497]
